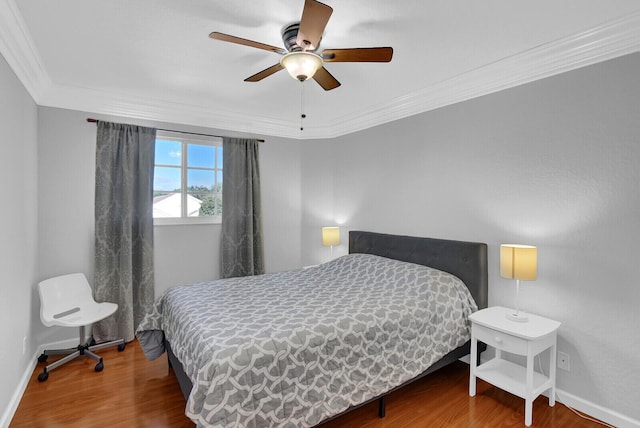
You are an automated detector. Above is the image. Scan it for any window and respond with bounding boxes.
[153,131,223,225]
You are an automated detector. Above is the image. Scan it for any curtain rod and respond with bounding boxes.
[86,118,264,143]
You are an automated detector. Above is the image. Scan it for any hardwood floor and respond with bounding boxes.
[11,339,192,428]
[11,340,602,427]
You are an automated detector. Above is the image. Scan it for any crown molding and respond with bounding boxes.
[321,9,640,139]
[0,0,50,98]
[36,83,306,139]
[1,2,639,140]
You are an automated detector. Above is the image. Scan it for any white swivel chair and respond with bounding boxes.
[37,273,126,382]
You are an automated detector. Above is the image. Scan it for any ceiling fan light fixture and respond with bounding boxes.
[280,52,323,81]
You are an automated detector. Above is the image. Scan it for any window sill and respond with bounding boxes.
[153,217,221,226]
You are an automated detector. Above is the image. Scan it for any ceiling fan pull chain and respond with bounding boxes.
[300,81,306,131]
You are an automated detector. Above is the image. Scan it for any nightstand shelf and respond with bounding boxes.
[474,358,550,399]
[469,306,561,427]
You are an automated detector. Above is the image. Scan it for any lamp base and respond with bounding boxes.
[506,311,529,323]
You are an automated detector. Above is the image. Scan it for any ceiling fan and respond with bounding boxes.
[209,0,393,91]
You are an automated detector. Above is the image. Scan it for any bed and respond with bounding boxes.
[136,230,488,427]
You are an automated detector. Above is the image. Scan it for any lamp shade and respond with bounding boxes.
[500,244,537,280]
[280,52,323,81]
[322,227,341,247]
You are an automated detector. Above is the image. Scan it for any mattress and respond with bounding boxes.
[136,253,478,427]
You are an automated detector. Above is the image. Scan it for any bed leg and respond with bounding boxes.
[378,395,386,418]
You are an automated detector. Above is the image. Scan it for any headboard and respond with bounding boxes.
[349,231,488,309]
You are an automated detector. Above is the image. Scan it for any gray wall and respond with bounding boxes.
[300,53,640,422]
[0,54,38,424]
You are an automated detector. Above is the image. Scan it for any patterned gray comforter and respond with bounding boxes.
[136,253,478,427]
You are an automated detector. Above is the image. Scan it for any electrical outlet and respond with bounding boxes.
[558,351,570,371]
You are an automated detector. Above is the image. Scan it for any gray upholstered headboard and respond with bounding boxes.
[349,231,488,309]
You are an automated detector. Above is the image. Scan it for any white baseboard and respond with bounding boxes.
[555,389,640,428]
[0,357,37,428]
[1,337,82,428]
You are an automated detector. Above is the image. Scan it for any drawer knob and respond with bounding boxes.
[494,336,502,343]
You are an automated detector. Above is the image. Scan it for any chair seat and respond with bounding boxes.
[46,301,118,328]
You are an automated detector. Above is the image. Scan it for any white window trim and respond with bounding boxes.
[153,131,222,226]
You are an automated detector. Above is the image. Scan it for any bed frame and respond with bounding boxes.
[166,230,488,422]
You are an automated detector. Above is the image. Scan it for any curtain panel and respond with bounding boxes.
[221,138,265,278]
[93,121,156,342]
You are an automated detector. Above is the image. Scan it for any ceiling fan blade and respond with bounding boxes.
[322,47,394,63]
[296,0,333,51]
[210,32,286,55]
[312,67,341,91]
[244,64,285,82]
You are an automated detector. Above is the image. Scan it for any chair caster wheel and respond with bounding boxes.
[38,353,48,363]
[89,337,96,346]
[95,361,104,372]
[118,343,126,352]
[38,372,49,382]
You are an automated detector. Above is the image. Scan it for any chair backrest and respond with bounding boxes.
[38,273,95,326]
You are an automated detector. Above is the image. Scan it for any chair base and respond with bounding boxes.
[37,325,125,382]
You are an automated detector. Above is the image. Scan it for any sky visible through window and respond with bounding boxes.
[154,139,222,192]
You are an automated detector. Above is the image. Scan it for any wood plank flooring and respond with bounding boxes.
[11,340,602,427]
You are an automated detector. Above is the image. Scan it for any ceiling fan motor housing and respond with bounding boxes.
[282,23,310,52]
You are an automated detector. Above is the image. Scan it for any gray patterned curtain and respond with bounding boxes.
[221,137,265,278]
[93,121,156,342]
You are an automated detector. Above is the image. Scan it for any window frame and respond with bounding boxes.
[153,131,223,226]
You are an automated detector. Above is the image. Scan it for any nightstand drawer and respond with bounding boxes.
[473,323,528,355]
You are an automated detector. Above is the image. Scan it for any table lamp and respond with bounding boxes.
[322,227,341,258]
[500,244,537,322]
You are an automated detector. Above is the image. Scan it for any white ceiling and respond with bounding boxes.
[1,0,639,139]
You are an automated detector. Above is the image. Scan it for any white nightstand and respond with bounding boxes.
[468,306,561,426]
